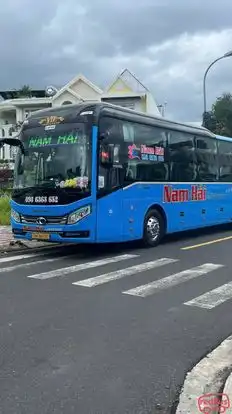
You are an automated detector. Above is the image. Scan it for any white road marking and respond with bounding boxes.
[73,258,177,287]
[0,253,42,264]
[184,281,232,309]
[0,256,71,273]
[28,254,138,280]
[123,263,223,297]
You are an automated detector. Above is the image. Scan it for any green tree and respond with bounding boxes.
[211,93,232,137]
[16,85,32,98]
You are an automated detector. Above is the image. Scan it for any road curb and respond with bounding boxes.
[222,371,232,406]
[175,335,232,413]
[0,240,62,254]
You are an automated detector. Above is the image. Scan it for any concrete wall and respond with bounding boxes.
[71,79,101,100]
[52,90,78,107]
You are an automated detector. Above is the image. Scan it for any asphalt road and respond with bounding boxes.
[1,226,232,414]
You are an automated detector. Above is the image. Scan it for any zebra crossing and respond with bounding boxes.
[28,254,138,280]
[123,263,223,298]
[1,250,232,310]
[73,257,177,287]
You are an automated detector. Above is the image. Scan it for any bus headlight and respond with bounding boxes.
[67,205,91,224]
[11,209,20,223]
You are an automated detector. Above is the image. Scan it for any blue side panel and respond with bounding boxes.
[121,182,232,238]
[162,183,230,232]
[96,182,232,243]
[11,178,232,244]
[122,183,157,240]
[96,190,124,242]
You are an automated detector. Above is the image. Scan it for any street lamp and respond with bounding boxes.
[203,51,232,116]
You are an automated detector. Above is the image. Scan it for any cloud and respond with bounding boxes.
[1,0,232,121]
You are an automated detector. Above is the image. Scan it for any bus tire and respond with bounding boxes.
[142,209,164,247]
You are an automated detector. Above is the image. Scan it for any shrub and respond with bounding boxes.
[0,188,12,197]
[0,196,11,225]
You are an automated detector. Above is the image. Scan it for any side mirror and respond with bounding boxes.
[100,143,114,166]
[0,137,26,154]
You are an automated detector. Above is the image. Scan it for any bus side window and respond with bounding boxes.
[99,116,122,144]
[169,131,197,182]
[122,121,169,183]
[218,140,232,182]
[122,122,135,143]
[196,136,218,181]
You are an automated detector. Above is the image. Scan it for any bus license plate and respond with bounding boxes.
[31,232,50,240]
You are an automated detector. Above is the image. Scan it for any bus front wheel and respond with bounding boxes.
[142,209,164,247]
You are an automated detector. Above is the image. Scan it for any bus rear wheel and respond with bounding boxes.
[142,209,164,247]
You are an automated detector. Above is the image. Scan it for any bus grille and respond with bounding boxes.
[21,215,67,225]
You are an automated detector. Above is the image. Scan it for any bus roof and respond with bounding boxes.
[26,101,216,138]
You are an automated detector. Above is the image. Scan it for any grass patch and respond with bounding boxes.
[0,196,11,225]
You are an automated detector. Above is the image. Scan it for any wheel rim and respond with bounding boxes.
[146,216,160,242]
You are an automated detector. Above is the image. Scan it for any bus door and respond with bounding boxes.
[96,165,124,242]
[122,162,151,241]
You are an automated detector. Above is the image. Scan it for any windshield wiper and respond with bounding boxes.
[44,174,63,180]
[35,180,56,188]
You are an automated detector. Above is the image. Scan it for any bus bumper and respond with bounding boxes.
[11,210,96,244]
[12,228,94,244]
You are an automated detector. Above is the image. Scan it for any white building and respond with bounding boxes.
[51,73,103,107]
[102,69,161,116]
[0,92,52,161]
[0,70,161,163]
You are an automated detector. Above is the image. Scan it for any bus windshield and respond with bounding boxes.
[14,123,91,193]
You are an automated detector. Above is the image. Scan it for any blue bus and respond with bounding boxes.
[1,102,232,247]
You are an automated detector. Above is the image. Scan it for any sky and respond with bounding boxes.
[1,0,232,121]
